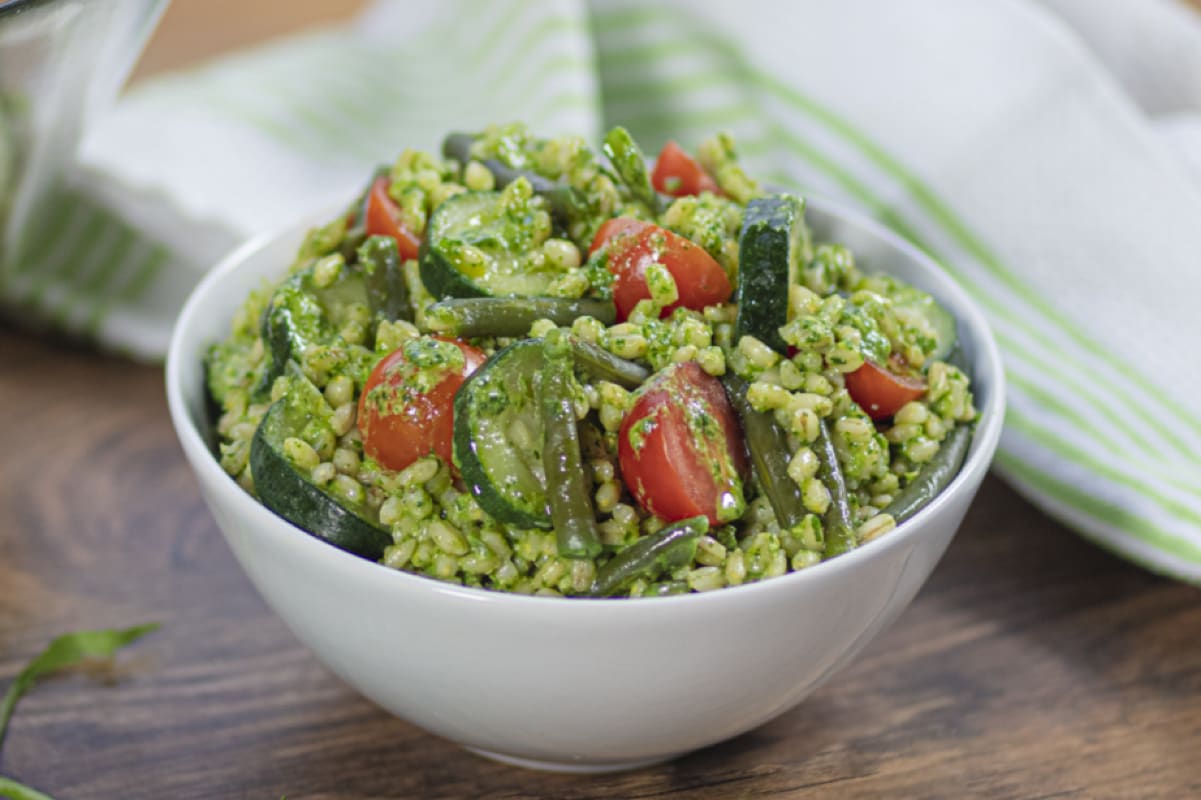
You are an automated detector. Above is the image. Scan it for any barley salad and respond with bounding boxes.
[205,123,977,598]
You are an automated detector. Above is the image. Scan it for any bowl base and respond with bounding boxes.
[465,746,678,774]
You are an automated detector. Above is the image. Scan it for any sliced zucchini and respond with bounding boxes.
[892,286,957,364]
[258,238,408,395]
[250,368,391,559]
[260,269,328,391]
[734,193,812,353]
[453,338,551,529]
[419,189,559,299]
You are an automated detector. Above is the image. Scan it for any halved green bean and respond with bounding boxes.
[569,337,648,389]
[720,374,807,530]
[602,126,660,212]
[884,424,973,524]
[442,133,586,220]
[541,329,602,559]
[339,165,388,262]
[357,235,412,323]
[590,516,709,597]
[441,132,477,169]
[648,580,690,597]
[425,296,616,338]
[817,419,857,559]
[946,344,971,373]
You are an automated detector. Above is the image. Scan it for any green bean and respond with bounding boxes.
[817,419,856,558]
[441,133,476,168]
[602,126,660,212]
[442,132,586,220]
[590,516,709,597]
[946,343,970,373]
[569,337,648,388]
[720,374,807,530]
[339,165,388,262]
[648,580,690,597]
[540,329,602,559]
[357,235,412,323]
[884,423,973,524]
[425,296,616,338]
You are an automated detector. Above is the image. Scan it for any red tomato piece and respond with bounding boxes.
[844,360,927,420]
[589,216,650,256]
[603,221,732,320]
[618,362,748,527]
[365,177,422,261]
[651,141,721,197]
[357,337,486,472]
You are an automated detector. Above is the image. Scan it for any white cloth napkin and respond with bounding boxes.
[26,0,1201,581]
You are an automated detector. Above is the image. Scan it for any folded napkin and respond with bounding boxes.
[22,0,1201,581]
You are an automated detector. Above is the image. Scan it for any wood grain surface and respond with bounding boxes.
[3,2,1201,798]
[3,326,1200,799]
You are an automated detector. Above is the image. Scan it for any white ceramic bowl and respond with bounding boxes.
[166,197,1004,773]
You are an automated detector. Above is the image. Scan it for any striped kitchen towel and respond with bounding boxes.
[13,0,1201,580]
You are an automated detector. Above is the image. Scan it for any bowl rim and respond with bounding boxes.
[165,193,1005,610]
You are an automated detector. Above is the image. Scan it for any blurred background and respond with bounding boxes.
[134,0,363,78]
[3,1,1201,797]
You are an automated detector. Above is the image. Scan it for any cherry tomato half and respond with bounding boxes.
[844,360,927,420]
[651,141,721,197]
[365,177,422,261]
[589,216,649,255]
[595,218,732,321]
[357,337,486,472]
[618,361,748,527]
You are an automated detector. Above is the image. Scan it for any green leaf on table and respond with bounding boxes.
[0,623,159,753]
[0,775,56,800]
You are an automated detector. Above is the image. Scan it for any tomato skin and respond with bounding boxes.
[365,177,422,261]
[589,217,649,256]
[651,141,721,197]
[845,360,927,420]
[357,337,485,472]
[600,220,732,320]
[618,362,747,527]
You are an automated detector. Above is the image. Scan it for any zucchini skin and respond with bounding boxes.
[256,271,321,397]
[419,190,558,300]
[418,191,497,300]
[250,400,391,560]
[452,339,552,529]
[418,238,490,300]
[735,194,806,354]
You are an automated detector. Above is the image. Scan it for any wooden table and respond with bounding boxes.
[3,3,1201,798]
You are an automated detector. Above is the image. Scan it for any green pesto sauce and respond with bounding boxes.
[204,121,974,598]
[842,302,892,365]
